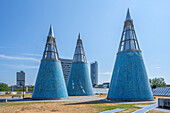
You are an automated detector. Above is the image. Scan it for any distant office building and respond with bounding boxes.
[16,71,25,86]
[90,61,98,87]
[59,58,73,85]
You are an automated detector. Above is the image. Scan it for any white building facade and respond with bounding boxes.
[59,58,73,85]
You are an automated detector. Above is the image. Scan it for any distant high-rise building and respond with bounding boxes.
[59,58,73,85]
[16,71,25,86]
[90,61,98,87]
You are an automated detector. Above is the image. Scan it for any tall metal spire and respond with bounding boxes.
[118,9,140,53]
[42,25,59,60]
[126,8,131,21]
[73,33,87,63]
[48,24,54,37]
[78,32,81,39]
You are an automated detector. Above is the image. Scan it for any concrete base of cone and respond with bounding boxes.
[31,98,67,100]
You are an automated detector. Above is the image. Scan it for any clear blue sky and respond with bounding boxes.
[0,0,170,85]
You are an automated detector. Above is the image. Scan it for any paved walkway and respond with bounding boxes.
[132,103,158,113]
[0,97,157,104]
[100,108,125,113]
[100,103,158,113]
[0,96,105,103]
[106,99,157,104]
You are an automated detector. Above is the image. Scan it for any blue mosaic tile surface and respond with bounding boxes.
[107,50,154,100]
[32,60,68,99]
[67,63,94,96]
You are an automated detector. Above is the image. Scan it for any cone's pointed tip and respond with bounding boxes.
[48,24,54,37]
[125,8,131,21]
[78,32,81,39]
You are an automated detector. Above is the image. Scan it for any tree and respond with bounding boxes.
[149,77,167,88]
[0,83,9,91]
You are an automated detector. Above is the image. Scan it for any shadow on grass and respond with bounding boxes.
[64,100,142,112]
[64,100,111,105]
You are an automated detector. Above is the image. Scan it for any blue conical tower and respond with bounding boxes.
[107,9,154,101]
[67,33,94,96]
[32,25,68,99]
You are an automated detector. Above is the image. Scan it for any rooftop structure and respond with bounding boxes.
[67,33,94,96]
[32,25,68,99]
[107,9,154,101]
